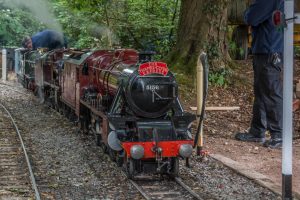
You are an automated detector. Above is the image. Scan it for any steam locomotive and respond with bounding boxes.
[16,48,196,178]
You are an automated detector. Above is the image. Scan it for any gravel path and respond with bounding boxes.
[0,83,142,199]
[0,81,281,200]
[179,156,280,200]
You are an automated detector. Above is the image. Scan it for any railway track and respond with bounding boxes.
[80,129,206,199]
[0,102,40,200]
[127,174,203,200]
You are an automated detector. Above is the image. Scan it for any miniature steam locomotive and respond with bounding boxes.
[16,48,196,178]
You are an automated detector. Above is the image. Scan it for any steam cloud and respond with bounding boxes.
[0,0,62,32]
[88,24,120,47]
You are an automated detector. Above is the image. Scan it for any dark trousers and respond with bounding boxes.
[249,54,283,139]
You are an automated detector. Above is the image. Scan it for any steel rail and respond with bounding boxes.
[85,126,203,200]
[175,177,204,200]
[118,169,151,200]
[0,102,41,200]
[128,176,203,200]
[128,179,152,200]
[120,168,203,200]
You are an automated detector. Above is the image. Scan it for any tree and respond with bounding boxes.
[0,6,45,47]
[168,0,229,74]
[51,0,180,55]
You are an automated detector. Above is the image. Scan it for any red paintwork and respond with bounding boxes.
[61,50,111,109]
[43,63,52,83]
[122,140,193,159]
[139,62,168,76]
[43,50,64,84]
[61,49,139,114]
[34,59,43,87]
[61,61,77,108]
[22,48,194,172]
[81,50,114,97]
[91,49,139,96]
[60,49,192,162]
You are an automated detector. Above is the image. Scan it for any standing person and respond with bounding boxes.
[235,0,284,148]
[22,29,67,50]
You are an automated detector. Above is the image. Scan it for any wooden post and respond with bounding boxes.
[196,54,203,155]
[2,49,7,81]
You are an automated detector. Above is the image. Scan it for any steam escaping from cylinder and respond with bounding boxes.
[1,0,62,32]
[88,24,120,48]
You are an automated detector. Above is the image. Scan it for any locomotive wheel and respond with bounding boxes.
[68,112,77,123]
[59,107,64,115]
[80,117,89,134]
[50,100,54,109]
[68,110,75,122]
[95,122,102,146]
[25,79,29,89]
[95,134,101,146]
[54,104,59,112]
[33,86,38,96]
[169,157,179,178]
[126,158,135,179]
[116,151,124,167]
[63,105,69,118]
[100,143,108,153]
[108,147,116,161]
[58,102,64,115]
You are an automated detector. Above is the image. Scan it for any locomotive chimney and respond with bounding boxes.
[138,51,156,63]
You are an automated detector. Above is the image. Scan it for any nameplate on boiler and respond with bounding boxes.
[138,62,168,76]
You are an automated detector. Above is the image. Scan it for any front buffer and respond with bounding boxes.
[119,121,194,179]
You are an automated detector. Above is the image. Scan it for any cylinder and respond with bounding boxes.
[2,49,7,81]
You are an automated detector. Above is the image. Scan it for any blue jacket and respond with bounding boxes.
[31,30,67,50]
[244,0,283,54]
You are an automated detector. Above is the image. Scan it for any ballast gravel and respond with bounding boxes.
[0,82,280,200]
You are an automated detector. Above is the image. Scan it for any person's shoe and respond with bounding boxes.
[263,138,282,149]
[235,131,265,143]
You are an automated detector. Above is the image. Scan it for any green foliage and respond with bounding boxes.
[0,7,45,47]
[51,0,180,56]
[205,40,220,60]
[0,0,180,58]
[295,46,300,57]
[229,40,245,59]
[208,68,231,87]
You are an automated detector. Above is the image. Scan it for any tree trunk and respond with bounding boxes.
[168,0,229,73]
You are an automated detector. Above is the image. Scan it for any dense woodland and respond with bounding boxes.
[0,0,261,87]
